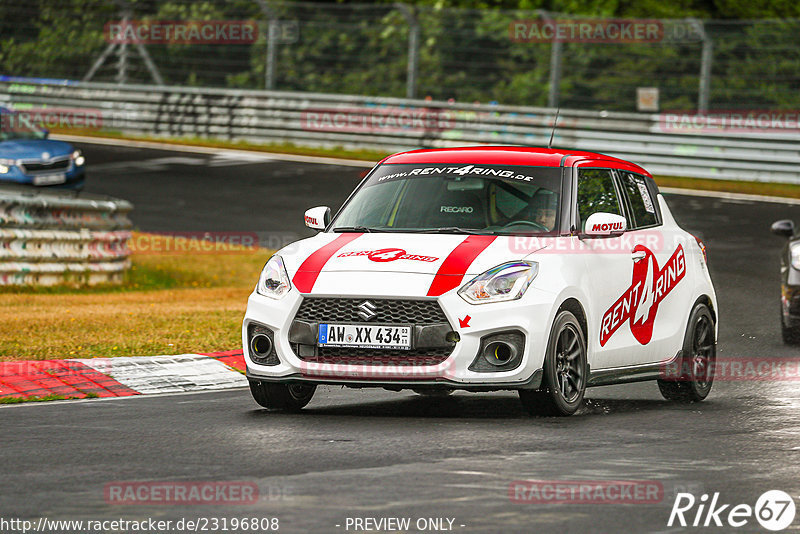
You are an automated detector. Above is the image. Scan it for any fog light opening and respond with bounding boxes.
[251,333,273,357]
[484,341,515,366]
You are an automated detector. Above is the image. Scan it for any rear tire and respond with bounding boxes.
[249,380,316,411]
[519,310,587,417]
[658,303,715,403]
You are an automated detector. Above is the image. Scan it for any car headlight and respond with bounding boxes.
[256,255,291,299]
[0,158,14,174]
[790,243,800,270]
[458,261,538,304]
[72,150,85,166]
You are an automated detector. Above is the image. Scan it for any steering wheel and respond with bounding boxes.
[500,220,548,232]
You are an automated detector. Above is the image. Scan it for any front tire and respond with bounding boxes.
[519,310,587,416]
[658,303,715,403]
[249,380,316,411]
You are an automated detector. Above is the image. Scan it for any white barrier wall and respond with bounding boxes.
[0,188,132,285]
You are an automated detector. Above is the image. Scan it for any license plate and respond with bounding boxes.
[33,173,66,186]
[319,324,411,350]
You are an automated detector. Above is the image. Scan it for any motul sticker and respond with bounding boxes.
[337,248,439,263]
[591,221,624,232]
[600,245,685,346]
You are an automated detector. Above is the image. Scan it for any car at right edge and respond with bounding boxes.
[771,219,800,344]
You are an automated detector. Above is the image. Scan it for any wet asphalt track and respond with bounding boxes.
[2,141,800,533]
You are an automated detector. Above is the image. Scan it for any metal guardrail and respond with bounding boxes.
[1,79,799,183]
[0,186,132,285]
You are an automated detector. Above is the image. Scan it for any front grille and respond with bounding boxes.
[292,297,454,367]
[21,158,70,175]
[294,297,448,324]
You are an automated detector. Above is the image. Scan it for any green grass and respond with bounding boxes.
[0,394,67,404]
[0,232,268,360]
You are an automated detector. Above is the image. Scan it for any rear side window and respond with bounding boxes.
[619,172,658,229]
[576,168,621,230]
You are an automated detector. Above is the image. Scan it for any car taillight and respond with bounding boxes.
[693,235,707,264]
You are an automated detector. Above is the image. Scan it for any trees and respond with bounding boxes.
[1,0,798,111]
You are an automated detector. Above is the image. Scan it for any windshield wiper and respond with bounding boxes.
[424,227,495,235]
[332,226,375,233]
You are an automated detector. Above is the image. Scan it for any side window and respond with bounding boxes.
[619,172,658,229]
[576,168,621,230]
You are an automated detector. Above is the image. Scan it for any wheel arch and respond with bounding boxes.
[556,297,588,341]
[693,294,716,324]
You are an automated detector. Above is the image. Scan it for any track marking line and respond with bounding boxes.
[53,134,375,168]
[56,135,800,205]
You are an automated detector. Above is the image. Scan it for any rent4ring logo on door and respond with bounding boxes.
[600,245,686,346]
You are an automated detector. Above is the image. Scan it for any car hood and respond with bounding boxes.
[279,232,544,297]
[0,139,73,159]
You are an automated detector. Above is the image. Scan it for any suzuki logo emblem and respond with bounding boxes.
[357,300,378,321]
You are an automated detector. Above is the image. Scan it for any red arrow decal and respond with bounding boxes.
[459,315,471,328]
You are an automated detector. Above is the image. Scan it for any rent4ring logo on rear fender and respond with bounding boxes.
[600,245,686,346]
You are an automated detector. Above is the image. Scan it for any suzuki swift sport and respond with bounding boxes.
[243,147,718,416]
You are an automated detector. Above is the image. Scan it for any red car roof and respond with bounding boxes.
[381,146,649,175]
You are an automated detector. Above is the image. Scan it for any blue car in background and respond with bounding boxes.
[0,107,85,190]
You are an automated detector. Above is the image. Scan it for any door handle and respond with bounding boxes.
[631,251,647,262]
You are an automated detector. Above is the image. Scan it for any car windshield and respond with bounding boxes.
[0,111,47,141]
[331,163,562,234]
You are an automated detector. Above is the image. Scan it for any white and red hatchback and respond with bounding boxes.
[243,147,717,415]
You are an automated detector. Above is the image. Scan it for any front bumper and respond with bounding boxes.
[242,287,555,390]
[0,163,85,190]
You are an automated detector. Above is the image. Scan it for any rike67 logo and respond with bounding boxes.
[600,245,686,346]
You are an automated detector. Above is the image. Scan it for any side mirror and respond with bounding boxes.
[771,219,795,238]
[583,212,627,238]
[304,206,331,230]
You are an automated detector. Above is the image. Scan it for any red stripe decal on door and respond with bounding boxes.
[292,233,362,293]
[427,235,497,297]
